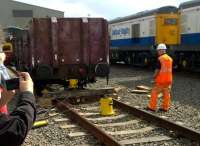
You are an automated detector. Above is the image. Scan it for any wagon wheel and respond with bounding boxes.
[35,65,53,79]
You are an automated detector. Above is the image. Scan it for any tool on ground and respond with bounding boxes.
[32,120,48,129]
[136,85,152,91]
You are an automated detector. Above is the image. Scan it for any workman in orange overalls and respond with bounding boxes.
[147,43,173,112]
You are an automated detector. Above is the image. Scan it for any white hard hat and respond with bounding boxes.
[157,43,167,50]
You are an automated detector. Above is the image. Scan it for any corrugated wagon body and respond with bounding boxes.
[29,18,109,87]
[30,19,53,66]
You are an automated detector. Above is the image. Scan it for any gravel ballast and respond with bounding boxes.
[11,65,200,146]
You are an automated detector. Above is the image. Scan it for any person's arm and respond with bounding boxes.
[0,52,14,107]
[0,73,36,146]
[153,69,159,79]
[153,59,161,80]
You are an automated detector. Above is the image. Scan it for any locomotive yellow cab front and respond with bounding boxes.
[156,13,180,45]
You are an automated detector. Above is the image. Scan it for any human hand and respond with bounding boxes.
[19,72,34,93]
[2,89,15,98]
[0,89,15,107]
[0,52,6,64]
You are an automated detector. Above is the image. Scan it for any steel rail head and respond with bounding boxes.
[113,99,200,143]
[53,99,122,146]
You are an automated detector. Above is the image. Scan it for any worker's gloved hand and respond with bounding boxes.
[19,72,34,93]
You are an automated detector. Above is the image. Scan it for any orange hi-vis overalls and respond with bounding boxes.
[148,54,173,111]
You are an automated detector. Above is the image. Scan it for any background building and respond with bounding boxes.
[0,0,64,29]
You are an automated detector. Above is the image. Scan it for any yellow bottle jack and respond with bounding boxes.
[100,96,115,116]
[69,79,78,89]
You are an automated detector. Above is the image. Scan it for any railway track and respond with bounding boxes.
[47,97,200,146]
[26,65,200,146]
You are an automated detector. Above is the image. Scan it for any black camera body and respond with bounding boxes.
[4,78,19,90]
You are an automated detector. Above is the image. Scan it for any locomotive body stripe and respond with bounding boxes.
[181,33,200,45]
[110,36,155,47]
[110,32,200,47]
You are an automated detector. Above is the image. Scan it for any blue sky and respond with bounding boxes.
[15,0,189,20]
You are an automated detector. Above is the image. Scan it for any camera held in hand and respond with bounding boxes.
[0,65,19,90]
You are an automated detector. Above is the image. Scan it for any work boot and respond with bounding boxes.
[158,108,168,112]
[144,107,156,112]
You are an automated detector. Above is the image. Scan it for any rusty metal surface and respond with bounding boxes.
[113,99,200,142]
[29,18,109,67]
[51,17,59,67]
[3,28,30,67]
[28,18,109,80]
[21,33,31,68]
[88,19,109,65]
[30,18,52,65]
[58,18,82,65]
[54,99,122,146]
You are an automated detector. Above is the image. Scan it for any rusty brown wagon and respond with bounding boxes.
[5,18,110,93]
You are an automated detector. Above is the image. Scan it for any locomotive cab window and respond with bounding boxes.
[164,18,177,25]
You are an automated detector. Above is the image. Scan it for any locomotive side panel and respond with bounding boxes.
[175,1,200,69]
[110,21,132,48]
[180,5,200,45]
[109,15,157,66]
[110,15,156,49]
[139,16,155,46]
